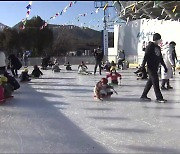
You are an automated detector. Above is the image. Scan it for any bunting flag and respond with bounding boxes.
[161,8,165,15]
[172,5,177,13]
[95,8,100,13]
[112,1,117,6]
[153,1,160,8]
[20,1,32,30]
[40,1,76,30]
[131,4,135,12]
[103,3,108,11]
[126,17,129,25]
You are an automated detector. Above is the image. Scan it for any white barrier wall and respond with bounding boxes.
[113,19,180,65]
[138,19,180,64]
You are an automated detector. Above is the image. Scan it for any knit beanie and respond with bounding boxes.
[153,33,161,41]
[169,41,176,46]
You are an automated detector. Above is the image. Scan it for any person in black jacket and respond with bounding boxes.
[93,47,104,75]
[170,41,178,75]
[31,65,43,78]
[8,54,22,77]
[140,33,168,103]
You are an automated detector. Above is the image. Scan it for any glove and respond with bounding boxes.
[164,67,168,73]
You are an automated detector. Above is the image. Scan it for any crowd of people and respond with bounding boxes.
[0,32,179,103]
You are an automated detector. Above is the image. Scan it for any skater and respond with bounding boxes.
[170,41,178,75]
[93,47,104,75]
[22,51,30,67]
[41,56,51,70]
[94,78,117,101]
[134,66,148,80]
[106,67,122,85]
[0,51,6,74]
[52,63,61,72]
[4,71,20,90]
[0,75,14,98]
[8,54,22,77]
[78,61,90,75]
[140,33,168,103]
[117,50,125,69]
[103,61,111,72]
[64,62,72,70]
[110,61,117,68]
[19,68,31,82]
[161,41,175,90]
[31,65,43,78]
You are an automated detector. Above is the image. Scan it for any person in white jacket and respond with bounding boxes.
[0,51,6,74]
[161,41,175,90]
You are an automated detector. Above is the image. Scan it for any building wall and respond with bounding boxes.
[112,20,141,63]
[113,19,180,65]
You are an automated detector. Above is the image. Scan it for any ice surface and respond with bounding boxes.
[0,65,180,153]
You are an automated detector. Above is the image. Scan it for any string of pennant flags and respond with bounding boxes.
[119,1,180,27]
[19,1,111,31]
[40,1,77,30]
[20,1,32,30]
[18,1,180,31]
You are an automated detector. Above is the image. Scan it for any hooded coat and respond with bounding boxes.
[161,45,174,79]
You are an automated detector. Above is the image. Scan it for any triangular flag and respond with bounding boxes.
[131,4,135,12]
[172,5,177,13]
[126,17,129,25]
[113,1,117,6]
[95,8,100,13]
[69,2,73,7]
[161,8,165,15]
[103,3,108,11]
[26,4,31,9]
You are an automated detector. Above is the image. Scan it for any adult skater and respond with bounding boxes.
[140,33,168,103]
[170,41,178,75]
[117,50,125,69]
[8,54,22,77]
[93,47,104,75]
[161,41,175,90]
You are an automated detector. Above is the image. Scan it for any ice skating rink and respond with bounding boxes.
[0,65,180,153]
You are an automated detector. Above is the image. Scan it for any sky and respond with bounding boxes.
[0,1,117,31]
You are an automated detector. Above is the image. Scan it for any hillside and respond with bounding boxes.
[0,22,9,31]
[13,22,114,50]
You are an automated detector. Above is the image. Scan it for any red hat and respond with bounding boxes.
[101,78,108,84]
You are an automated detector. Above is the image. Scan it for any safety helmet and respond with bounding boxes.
[110,66,116,72]
[101,78,108,84]
[0,76,8,82]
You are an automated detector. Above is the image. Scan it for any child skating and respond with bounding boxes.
[31,65,43,78]
[94,78,118,101]
[106,66,122,85]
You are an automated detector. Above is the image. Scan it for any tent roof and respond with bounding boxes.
[115,1,180,21]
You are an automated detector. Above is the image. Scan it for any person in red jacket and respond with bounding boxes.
[94,78,116,101]
[106,66,122,85]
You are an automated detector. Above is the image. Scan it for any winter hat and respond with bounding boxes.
[169,41,176,46]
[0,76,8,82]
[110,66,116,72]
[153,33,161,41]
[101,78,108,84]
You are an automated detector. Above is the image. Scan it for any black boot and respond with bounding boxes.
[161,79,168,90]
[167,79,173,89]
